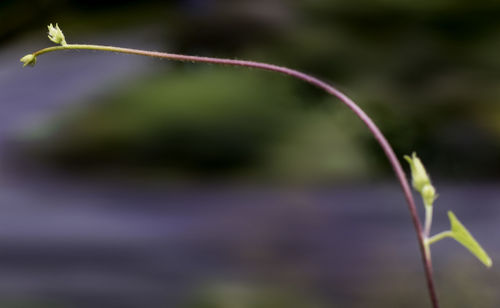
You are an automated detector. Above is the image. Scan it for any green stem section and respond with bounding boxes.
[427,231,453,245]
[424,205,433,237]
[33,44,155,57]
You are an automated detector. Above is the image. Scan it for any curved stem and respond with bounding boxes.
[31,44,439,307]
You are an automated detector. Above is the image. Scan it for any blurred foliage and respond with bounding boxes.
[177,255,500,308]
[9,0,500,181]
[25,67,371,181]
[25,68,297,175]
[183,282,325,308]
[354,256,500,308]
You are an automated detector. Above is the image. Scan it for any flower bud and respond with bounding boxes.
[20,54,37,67]
[421,184,437,207]
[404,152,431,192]
[47,23,67,46]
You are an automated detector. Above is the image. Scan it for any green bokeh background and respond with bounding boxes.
[4,0,500,182]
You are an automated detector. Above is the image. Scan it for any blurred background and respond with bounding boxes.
[0,0,499,307]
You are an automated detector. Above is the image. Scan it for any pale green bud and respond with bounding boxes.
[47,23,67,46]
[20,54,37,67]
[421,184,437,207]
[404,152,431,192]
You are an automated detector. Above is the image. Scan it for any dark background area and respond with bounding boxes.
[0,0,499,307]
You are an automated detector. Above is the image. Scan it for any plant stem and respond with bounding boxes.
[30,43,440,308]
[427,231,453,246]
[424,205,433,238]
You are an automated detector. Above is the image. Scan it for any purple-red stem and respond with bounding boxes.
[33,45,440,307]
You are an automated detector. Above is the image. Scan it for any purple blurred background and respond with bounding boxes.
[1,1,499,307]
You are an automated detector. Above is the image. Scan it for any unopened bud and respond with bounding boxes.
[404,152,431,192]
[20,54,37,67]
[47,23,67,46]
[422,184,437,207]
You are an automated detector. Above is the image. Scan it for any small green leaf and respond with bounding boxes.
[448,211,492,268]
